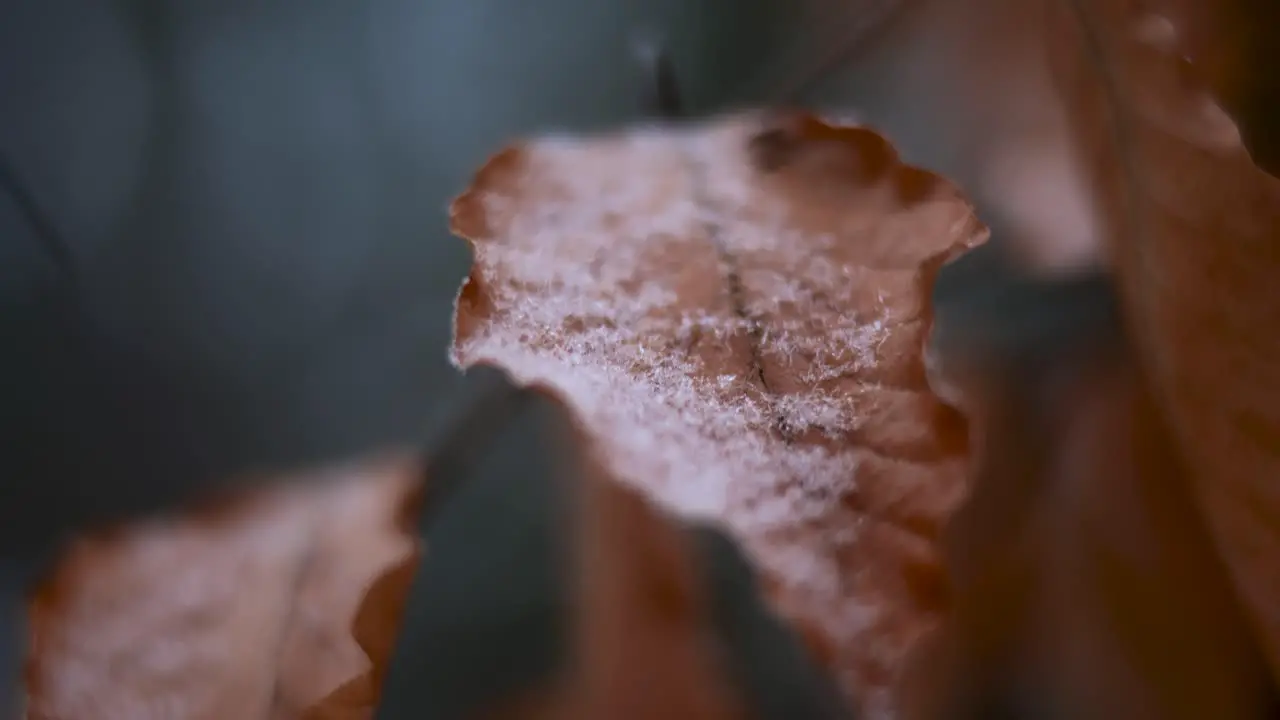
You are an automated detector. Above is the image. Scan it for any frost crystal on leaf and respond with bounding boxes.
[451,112,984,718]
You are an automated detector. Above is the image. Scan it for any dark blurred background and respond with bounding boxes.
[1,0,809,547]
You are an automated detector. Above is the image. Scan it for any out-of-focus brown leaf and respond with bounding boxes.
[27,460,417,720]
[1049,0,1280,688]
[1144,0,1280,168]
[446,111,982,716]
[304,387,748,720]
[900,340,1274,718]
[554,435,747,720]
[301,547,419,720]
[894,1,1280,717]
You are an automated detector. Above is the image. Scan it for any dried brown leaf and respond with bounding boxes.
[556,435,747,720]
[900,345,1273,718]
[301,549,418,720]
[1050,0,1280,686]
[895,2,1280,717]
[448,112,983,715]
[26,461,417,720]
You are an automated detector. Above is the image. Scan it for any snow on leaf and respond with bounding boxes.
[26,463,417,720]
[449,111,984,715]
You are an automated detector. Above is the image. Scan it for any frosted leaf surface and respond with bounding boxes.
[450,111,985,717]
[26,464,417,720]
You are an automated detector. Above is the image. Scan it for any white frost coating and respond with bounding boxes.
[454,116,974,719]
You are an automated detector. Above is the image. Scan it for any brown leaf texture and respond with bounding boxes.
[448,112,982,715]
[27,461,417,720]
[899,343,1275,718]
[1049,0,1280,687]
[558,425,748,720]
[892,2,1280,716]
[300,548,419,720]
